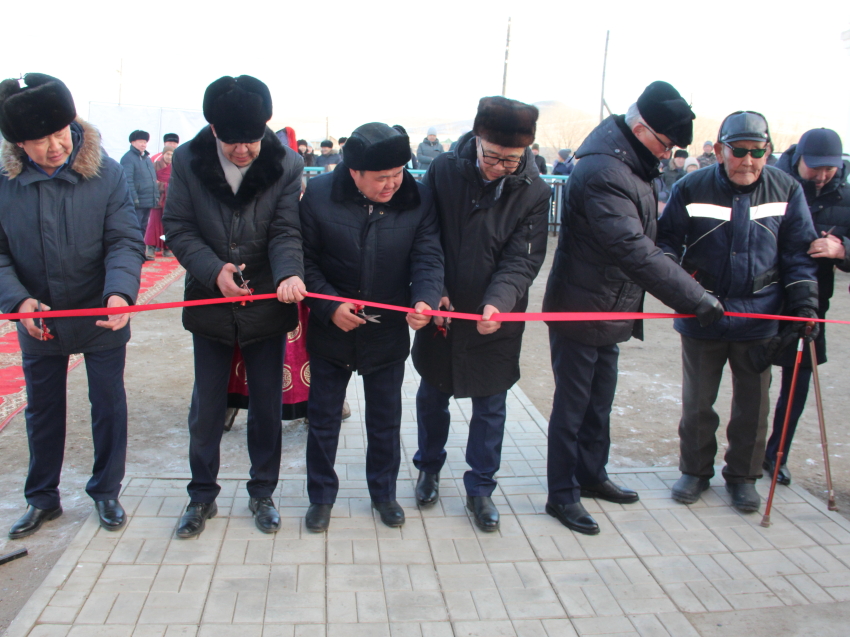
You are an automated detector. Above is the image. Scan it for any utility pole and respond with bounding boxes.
[326,116,329,140]
[117,58,124,105]
[501,17,511,97]
[599,31,609,123]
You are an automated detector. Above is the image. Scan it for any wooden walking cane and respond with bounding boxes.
[761,332,808,528]
[809,338,838,511]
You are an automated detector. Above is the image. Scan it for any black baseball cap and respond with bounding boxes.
[795,128,843,169]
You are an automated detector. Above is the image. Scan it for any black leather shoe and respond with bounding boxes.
[726,482,761,513]
[546,501,599,535]
[581,480,639,504]
[763,459,791,486]
[373,500,405,527]
[249,497,281,533]
[95,499,126,531]
[466,496,499,532]
[671,474,711,504]
[305,503,333,532]
[176,501,217,538]
[9,505,63,539]
[415,471,439,506]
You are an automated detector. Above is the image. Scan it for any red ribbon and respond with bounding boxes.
[2,291,848,326]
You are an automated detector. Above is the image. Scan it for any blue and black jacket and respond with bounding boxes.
[657,162,818,341]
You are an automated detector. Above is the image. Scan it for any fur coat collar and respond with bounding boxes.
[0,118,102,180]
[189,125,285,207]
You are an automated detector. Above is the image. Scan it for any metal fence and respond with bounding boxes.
[301,167,568,235]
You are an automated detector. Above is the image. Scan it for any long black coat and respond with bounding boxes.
[0,119,144,356]
[301,166,443,375]
[412,132,550,398]
[119,146,158,209]
[162,126,304,346]
[543,115,706,347]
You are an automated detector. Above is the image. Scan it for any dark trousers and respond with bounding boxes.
[765,365,813,465]
[22,346,128,509]
[547,330,618,505]
[306,356,405,504]
[413,378,507,497]
[188,333,285,502]
[679,335,771,483]
[135,207,151,242]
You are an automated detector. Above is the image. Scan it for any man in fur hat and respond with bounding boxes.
[542,81,723,534]
[0,74,145,539]
[120,130,159,260]
[411,96,550,532]
[162,75,305,538]
[151,133,179,164]
[300,122,443,532]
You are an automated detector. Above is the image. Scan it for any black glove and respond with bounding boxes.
[792,306,820,343]
[748,323,798,373]
[694,292,725,327]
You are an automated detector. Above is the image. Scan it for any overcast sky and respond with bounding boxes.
[4,1,850,143]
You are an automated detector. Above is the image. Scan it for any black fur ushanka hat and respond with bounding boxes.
[203,75,272,144]
[343,123,412,171]
[129,130,150,143]
[473,96,538,148]
[0,73,76,143]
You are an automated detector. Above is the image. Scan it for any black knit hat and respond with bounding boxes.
[163,132,179,144]
[636,81,695,148]
[343,123,412,171]
[673,149,688,159]
[0,73,76,143]
[129,130,150,143]
[473,96,538,148]
[203,75,272,144]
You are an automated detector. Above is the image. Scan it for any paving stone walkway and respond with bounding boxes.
[7,362,850,637]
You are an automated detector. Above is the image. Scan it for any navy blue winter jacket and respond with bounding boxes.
[657,163,818,341]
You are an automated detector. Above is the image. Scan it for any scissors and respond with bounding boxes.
[36,301,54,341]
[354,304,380,323]
[234,267,253,306]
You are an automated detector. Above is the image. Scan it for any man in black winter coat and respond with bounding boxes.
[163,76,306,538]
[299,123,443,532]
[411,97,550,532]
[762,128,850,486]
[657,112,818,514]
[0,74,144,539]
[541,81,723,535]
[120,130,159,260]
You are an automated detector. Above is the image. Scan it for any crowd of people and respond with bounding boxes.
[0,71,847,543]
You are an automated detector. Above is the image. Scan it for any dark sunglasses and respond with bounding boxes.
[723,143,769,159]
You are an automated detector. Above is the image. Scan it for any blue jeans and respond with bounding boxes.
[187,334,285,502]
[23,346,128,509]
[306,356,405,504]
[547,330,619,504]
[414,378,507,497]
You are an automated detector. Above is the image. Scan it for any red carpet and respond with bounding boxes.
[0,258,185,432]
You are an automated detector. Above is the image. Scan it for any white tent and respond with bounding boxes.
[87,102,208,160]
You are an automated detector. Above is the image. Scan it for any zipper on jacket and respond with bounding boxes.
[368,205,373,216]
[527,222,533,254]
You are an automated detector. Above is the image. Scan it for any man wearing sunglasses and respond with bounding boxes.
[541,81,721,535]
[657,111,818,513]
[411,96,550,532]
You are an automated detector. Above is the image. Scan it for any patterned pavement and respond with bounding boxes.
[6,361,850,637]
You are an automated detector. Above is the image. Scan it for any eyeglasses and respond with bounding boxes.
[642,124,673,152]
[478,141,522,169]
[723,143,769,159]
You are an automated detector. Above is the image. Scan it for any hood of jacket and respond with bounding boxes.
[330,162,421,210]
[188,125,286,208]
[576,115,660,182]
[1,118,102,180]
[452,130,539,191]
